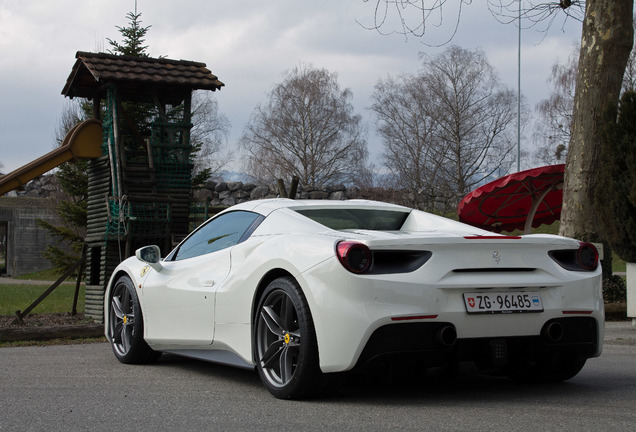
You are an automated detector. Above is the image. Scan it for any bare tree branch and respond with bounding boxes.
[487,0,584,29]
[361,0,585,42]
[240,64,369,188]
[189,91,232,180]
[360,0,473,45]
[372,46,517,211]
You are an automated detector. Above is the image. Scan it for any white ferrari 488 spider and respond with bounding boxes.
[105,199,603,399]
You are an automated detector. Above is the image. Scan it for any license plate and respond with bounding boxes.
[463,292,543,314]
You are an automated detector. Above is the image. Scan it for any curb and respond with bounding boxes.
[0,324,104,342]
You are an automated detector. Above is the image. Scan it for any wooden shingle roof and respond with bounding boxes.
[62,51,224,104]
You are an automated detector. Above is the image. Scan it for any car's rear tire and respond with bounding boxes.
[108,275,160,364]
[254,276,334,399]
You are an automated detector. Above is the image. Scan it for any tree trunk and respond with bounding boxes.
[560,0,634,240]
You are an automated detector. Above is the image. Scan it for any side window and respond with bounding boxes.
[172,211,262,261]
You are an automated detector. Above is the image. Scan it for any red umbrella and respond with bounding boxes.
[457,164,565,234]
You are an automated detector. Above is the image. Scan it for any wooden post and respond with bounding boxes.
[289,176,299,199]
[72,245,88,316]
[277,179,288,198]
[93,97,101,121]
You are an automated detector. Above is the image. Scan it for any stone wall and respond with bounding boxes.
[2,174,59,198]
[192,181,356,206]
[190,181,461,214]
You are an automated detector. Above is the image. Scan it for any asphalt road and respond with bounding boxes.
[1,323,635,432]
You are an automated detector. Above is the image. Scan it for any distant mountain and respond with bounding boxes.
[215,171,254,183]
[215,171,397,188]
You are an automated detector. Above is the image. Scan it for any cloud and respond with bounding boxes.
[0,0,582,175]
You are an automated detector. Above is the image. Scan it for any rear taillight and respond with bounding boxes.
[577,242,599,270]
[336,241,372,274]
[549,242,599,272]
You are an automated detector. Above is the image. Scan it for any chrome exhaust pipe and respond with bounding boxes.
[436,325,457,347]
[543,321,564,342]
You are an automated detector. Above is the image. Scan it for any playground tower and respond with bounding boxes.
[62,51,224,321]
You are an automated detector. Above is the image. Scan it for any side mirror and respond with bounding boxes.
[135,245,163,272]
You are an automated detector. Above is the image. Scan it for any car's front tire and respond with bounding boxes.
[108,275,160,364]
[254,276,334,399]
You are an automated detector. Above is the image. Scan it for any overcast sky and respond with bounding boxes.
[0,0,582,175]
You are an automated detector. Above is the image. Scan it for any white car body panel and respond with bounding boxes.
[141,248,230,346]
[105,199,603,375]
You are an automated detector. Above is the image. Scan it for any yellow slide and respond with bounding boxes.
[0,119,102,195]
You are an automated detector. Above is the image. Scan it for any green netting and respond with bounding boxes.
[150,121,193,190]
[96,88,196,249]
[102,88,195,196]
[105,200,171,240]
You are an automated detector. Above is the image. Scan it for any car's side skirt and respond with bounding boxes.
[163,349,255,370]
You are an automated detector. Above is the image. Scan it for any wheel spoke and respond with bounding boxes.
[122,324,131,353]
[261,305,285,336]
[260,339,284,369]
[111,296,124,319]
[279,345,296,383]
[113,321,124,344]
[287,330,301,347]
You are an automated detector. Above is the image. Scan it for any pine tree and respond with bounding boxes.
[37,101,93,273]
[107,7,150,57]
[36,161,89,271]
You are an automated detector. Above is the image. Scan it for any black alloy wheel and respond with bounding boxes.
[254,276,333,399]
[108,275,160,364]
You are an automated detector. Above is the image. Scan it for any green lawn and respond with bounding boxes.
[0,282,85,316]
[14,268,73,281]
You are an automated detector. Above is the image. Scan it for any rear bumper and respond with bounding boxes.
[301,258,603,373]
[353,317,599,373]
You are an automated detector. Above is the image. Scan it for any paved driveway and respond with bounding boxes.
[1,322,635,431]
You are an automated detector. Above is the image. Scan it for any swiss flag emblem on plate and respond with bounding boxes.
[467,297,475,308]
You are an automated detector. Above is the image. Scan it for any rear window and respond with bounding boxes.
[294,208,410,231]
